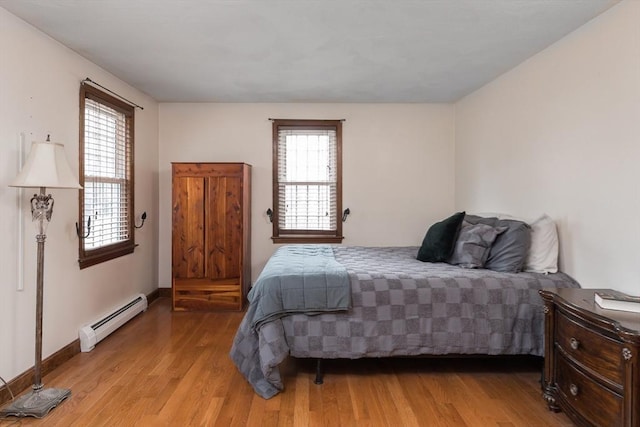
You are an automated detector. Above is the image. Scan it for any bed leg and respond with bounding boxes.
[314,359,324,385]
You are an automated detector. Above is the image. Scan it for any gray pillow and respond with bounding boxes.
[449,222,507,268]
[465,215,531,273]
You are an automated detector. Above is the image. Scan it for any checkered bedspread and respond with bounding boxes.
[230,246,580,399]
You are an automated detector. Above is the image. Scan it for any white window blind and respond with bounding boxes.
[277,128,337,232]
[82,97,131,250]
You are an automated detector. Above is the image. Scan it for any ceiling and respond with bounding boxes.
[0,0,619,103]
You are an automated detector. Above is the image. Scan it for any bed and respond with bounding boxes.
[230,243,580,399]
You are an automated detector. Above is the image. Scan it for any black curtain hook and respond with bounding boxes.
[342,208,351,222]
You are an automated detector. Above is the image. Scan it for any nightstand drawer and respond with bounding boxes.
[556,310,623,385]
[540,289,640,427]
[556,354,623,427]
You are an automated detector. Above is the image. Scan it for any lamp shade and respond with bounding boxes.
[10,141,81,189]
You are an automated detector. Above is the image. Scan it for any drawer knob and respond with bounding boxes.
[569,384,579,396]
[570,338,580,350]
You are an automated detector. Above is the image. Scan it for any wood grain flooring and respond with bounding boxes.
[0,298,574,426]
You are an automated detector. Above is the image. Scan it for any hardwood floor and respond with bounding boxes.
[0,298,573,426]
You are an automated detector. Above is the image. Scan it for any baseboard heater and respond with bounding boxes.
[79,293,148,352]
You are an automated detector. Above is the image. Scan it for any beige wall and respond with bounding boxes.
[0,8,159,381]
[455,1,640,293]
[158,103,455,285]
[2,0,639,387]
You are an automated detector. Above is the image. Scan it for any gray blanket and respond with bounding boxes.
[247,244,350,330]
[230,246,580,399]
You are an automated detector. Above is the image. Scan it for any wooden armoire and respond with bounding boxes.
[171,163,251,311]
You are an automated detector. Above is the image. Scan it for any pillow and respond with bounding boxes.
[465,214,531,273]
[523,214,559,274]
[449,222,507,268]
[417,211,466,262]
[472,212,516,220]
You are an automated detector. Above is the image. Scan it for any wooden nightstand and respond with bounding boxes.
[539,288,640,427]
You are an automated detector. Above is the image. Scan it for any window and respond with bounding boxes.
[78,84,135,268]
[271,119,343,243]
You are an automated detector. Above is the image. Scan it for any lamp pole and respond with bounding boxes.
[33,187,48,392]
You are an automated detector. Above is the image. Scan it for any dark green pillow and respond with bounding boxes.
[417,211,466,262]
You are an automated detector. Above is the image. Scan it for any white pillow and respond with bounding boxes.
[472,212,513,219]
[523,214,558,274]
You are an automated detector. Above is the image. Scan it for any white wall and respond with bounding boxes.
[0,8,159,382]
[158,103,455,286]
[455,1,640,293]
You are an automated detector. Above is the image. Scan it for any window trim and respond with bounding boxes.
[78,83,135,269]
[271,119,343,244]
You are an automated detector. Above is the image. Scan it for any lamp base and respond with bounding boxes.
[0,387,71,418]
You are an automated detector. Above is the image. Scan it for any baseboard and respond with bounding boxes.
[0,339,80,407]
[147,288,161,304]
[0,288,168,407]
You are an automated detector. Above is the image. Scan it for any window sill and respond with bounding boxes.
[271,236,344,244]
[78,243,135,269]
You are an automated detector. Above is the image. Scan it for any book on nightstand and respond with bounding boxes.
[594,290,640,313]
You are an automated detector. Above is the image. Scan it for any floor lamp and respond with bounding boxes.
[1,136,81,418]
